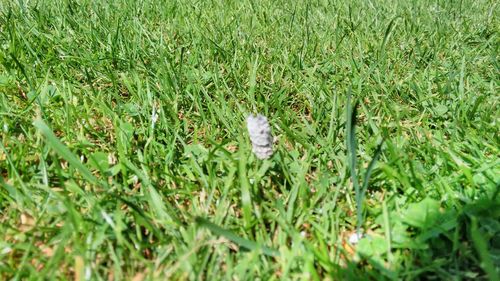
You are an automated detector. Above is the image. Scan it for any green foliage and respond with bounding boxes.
[0,0,499,279]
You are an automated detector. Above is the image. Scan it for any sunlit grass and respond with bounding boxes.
[0,0,498,279]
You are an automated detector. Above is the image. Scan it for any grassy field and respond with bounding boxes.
[1,0,499,279]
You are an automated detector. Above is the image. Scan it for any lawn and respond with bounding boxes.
[0,0,499,279]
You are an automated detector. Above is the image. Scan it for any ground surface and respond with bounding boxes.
[0,0,499,280]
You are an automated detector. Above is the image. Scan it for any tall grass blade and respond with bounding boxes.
[346,88,384,236]
[33,119,100,186]
[238,135,253,228]
[346,87,362,235]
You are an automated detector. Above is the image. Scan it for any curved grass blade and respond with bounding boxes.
[195,217,279,257]
[379,16,399,58]
[346,88,384,236]
[33,119,100,186]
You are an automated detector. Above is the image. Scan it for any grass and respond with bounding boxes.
[0,0,499,279]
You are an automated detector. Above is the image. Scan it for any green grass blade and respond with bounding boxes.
[346,87,362,235]
[121,158,179,225]
[33,119,100,186]
[248,55,259,111]
[379,16,399,58]
[238,134,253,228]
[470,216,499,281]
[195,217,279,257]
[360,140,384,202]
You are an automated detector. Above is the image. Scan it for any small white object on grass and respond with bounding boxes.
[348,233,363,244]
[151,106,158,128]
[246,114,273,159]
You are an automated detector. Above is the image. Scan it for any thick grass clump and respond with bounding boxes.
[0,0,498,279]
